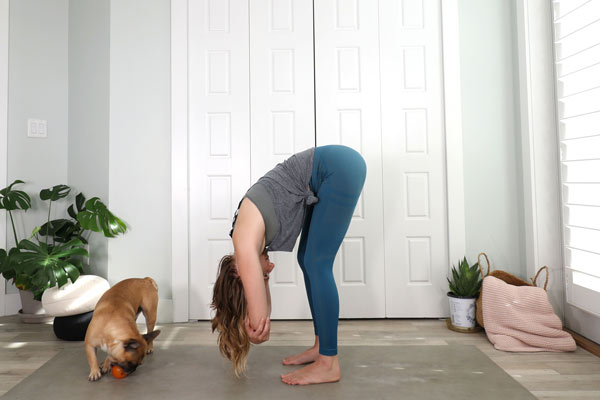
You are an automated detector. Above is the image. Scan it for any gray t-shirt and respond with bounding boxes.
[229,148,317,252]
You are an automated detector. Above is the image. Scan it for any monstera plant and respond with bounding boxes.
[0,180,127,301]
[0,180,31,286]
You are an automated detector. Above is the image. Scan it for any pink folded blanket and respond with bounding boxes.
[482,276,576,352]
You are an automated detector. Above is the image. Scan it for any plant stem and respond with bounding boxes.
[8,210,19,246]
[46,200,52,246]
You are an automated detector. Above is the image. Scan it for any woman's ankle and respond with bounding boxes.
[316,354,338,368]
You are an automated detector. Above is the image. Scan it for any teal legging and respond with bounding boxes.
[297,145,367,356]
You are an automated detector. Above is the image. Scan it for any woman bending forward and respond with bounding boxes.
[211,145,366,385]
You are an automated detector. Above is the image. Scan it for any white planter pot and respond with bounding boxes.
[18,290,53,324]
[447,293,477,328]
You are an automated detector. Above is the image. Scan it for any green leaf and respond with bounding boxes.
[0,179,24,196]
[53,263,68,287]
[55,220,78,238]
[1,248,20,281]
[451,266,460,284]
[53,247,88,259]
[39,219,71,237]
[447,278,457,295]
[0,180,32,211]
[77,211,100,233]
[47,268,56,288]
[17,239,43,253]
[50,220,83,244]
[0,249,12,280]
[77,197,128,238]
[63,263,80,282]
[67,205,77,219]
[51,238,84,254]
[40,185,71,202]
[75,193,86,212]
[39,241,49,253]
[32,270,48,287]
[28,226,41,240]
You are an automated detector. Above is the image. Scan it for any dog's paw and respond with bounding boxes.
[101,364,110,374]
[146,347,154,355]
[88,369,102,381]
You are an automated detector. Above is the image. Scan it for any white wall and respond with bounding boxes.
[1,0,8,307]
[68,0,110,278]
[108,0,172,312]
[6,1,172,320]
[458,0,526,277]
[7,0,69,294]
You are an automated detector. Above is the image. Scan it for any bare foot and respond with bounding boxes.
[281,355,341,385]
[283,336,319,365]
[282,345,319,365]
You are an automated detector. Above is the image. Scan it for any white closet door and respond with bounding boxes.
[380,0,449,317]
[188,0,251,319]
[313,0,386,318]
[249,0,316,319]
[185,0,451,320]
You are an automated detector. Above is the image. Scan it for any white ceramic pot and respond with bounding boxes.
[447,293,477,328]
[18,290,53,324]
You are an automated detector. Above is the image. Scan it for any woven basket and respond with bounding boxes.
[475,252,549,328]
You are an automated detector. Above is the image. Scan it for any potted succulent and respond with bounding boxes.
[447,257,482,330]
[0,180,127,322]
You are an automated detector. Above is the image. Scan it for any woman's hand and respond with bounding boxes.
[245,316,270,344]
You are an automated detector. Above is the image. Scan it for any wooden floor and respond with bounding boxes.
[1,316,599,399]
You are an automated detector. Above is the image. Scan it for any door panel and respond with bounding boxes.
[188,0,251,319]
[314,0,387,318]
[249,0,316,319]
[380,0,449,317]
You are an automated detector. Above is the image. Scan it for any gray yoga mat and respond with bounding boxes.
[3,344,534,400]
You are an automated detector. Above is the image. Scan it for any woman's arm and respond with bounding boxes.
[264,274,272,316]
[242,273,272,344]
[235,247,268,329]
[232,198,269,330]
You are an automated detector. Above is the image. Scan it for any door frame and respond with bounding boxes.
[514,0,564,318]
[170,0,466,322]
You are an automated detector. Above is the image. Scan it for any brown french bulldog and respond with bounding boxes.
[84,277,161,381]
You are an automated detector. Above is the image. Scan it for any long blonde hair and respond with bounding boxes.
[210,254,250,376]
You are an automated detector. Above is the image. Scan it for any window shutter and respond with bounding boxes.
[554,0,600,316]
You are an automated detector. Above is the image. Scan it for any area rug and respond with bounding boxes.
[3,344,534,399]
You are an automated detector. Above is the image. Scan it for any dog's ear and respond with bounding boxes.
[143,330,161,344]
[124,339,141,351]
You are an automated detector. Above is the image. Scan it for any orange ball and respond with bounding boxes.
[112,365,127,379]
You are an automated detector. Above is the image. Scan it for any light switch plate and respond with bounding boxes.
[27,118,47,138]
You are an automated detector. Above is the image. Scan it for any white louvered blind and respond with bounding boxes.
[553,0,600,316]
